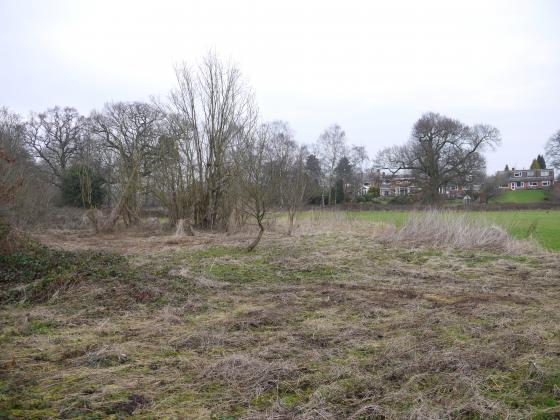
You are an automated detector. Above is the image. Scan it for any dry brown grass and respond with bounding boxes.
[1,215,559,418]
[388,211,539,254]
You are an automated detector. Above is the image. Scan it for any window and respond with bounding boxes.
[543,181,551,187]
[529,181,538,187]
[527,170,534,177]
[541,170,550,177]
[514,171,522,177]
[450,185,458,191]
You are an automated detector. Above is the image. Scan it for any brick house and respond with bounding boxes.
[439,184,480,199]
[497,168,555,191]
[372,172,475,198]
[439,176,482,199]
[379,175,420,197]
[365,171,482,198]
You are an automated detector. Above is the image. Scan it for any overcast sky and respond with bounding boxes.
[1,0,559,173]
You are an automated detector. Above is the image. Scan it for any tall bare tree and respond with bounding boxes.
[267,121,296,207]
[350,145,369,199]
[316,124,347,205]
[167,52,257,230]
[91,102,164,231]
[23,107,87,186]
[284,145,310,235]
[376,112,500,203]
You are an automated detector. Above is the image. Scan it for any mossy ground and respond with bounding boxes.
[1,223,559,418]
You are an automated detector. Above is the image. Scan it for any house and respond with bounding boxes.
[359,182,371,195]
[440,184,472,199]
[439,176,482,199]
[496,168,555,191]
[379,175,420,197]
[363,171,481,198]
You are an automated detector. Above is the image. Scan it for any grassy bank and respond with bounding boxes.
[489,190,546,204]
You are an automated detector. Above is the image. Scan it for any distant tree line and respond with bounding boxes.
[0,53,374,249]
[2,53,559,248]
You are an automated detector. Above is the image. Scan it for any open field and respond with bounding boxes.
[1,214,560,418]
[324,210,560,251]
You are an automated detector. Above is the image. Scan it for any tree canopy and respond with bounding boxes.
[376,112,501,203]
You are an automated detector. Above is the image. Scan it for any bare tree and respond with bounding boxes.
[167,52,257,230]
[235,123,278,251]
[1,108,52,228]
[23,107,87,186]
[376,112,500,203]
[90,102,164,231]
[350,145,369,199]
[546,130,560,170]
[149,132,191,228]
[0,109,25,218]
[284,145,310,235]
[267,121,297,207]
[316,124,347,205]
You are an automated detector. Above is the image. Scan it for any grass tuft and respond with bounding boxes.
[389,211,539,253]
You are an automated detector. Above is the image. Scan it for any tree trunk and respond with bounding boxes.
[287,209,296,236]
[85,208,100,233]
[247,219,264,252]
[99,168,139,232]
[175,218,195,236]
[101,199,125,232]
[423,180,443,205]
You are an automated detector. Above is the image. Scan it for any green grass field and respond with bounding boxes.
[489,190,546,203]
[309,210,560,251]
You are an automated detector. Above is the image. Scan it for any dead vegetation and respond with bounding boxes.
[390,211,539,253]
[1,214,559,418]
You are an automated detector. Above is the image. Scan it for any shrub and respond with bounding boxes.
[356,193,375,203]
[389,194,417,205]
[367,186,380,197]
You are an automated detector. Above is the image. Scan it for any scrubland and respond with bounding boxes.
[1,212,560,419]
